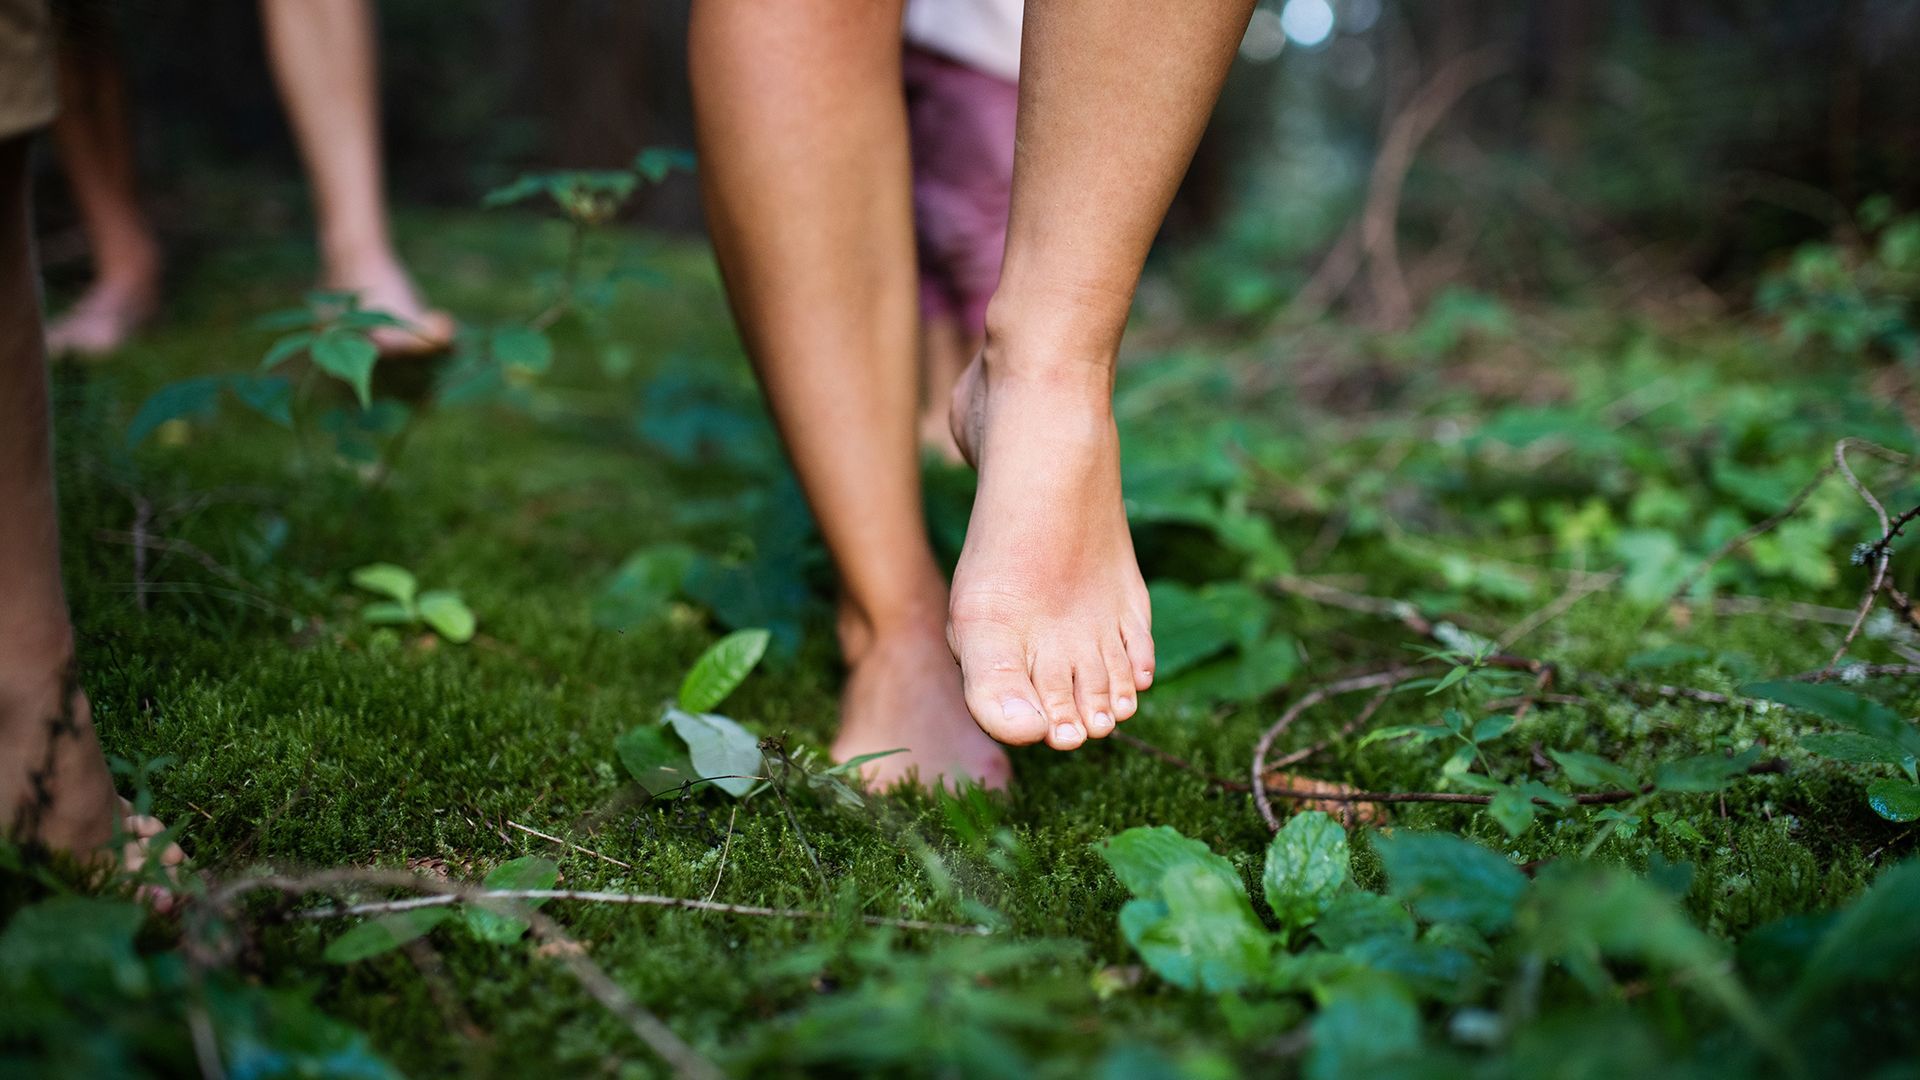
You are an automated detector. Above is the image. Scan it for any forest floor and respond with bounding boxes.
[10,207,1920,1078]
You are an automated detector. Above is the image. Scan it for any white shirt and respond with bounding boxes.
[903,0,1024,82]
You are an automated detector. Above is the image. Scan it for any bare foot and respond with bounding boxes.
[324,253,455,358]
[831,607,1012,793]
[45,278,159,359]
[0,670,184,898]
[945,347,1154,751]
[919,405,964,464]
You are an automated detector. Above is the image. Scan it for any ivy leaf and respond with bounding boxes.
[1097,825,1241,901]
[1866,780,1920,822]
[1550,749,1638,790]
[416,591,476,644]
[1118,863,1273,992]
[615,723,697,794]
[1742,681,1920,757]
[662,707,763,797]
[1261,811,1348,935]
[310,329,380,409]
[463,856,560,944]
[324,908,452,964]
[678,628,772,714]
[350,563,418,608]
[1374,832,1527,934]
[126,376,227,447]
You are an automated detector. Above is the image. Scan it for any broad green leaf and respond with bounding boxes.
[1374,832,1527,934]
[1342,935,1482,1003]
[1792,859,1920,1005]
[350,563,418,607]
[1488,786,1536,836]
[491,326,553,373]
[259,331,315,370]
[230,373,294,427]
[1550,749,1638,790]
[1427,665,1472,696]
[1800,731,1908,765]
[417,591,476,644]
[1097,825,1241,901]
[323,908,452,964]
[1145,581,1270,680]
[615,722,697,794]
[1310,891,1415,951]
[663,706,763,797]
[1742,681,1920,756]
[1625,644,1710,671]
[1472,714,1516,744]
[311,329,380,408]
[126,376,226,447]
[1653,746,1762,794]
[592,544,695,631]
[360,601,414,625]
[464,856,560,944]
[0,896,146,990]
[1306,973,1421,1080]
[677,628,772,713]
[1262,811,1349,934]
[1118,863,1272,992]
[1866,780,1920,822]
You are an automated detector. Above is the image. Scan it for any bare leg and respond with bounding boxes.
[0,135,180,880]
[946,0,1255,747]
[43,42,160,357]
[918,317,969,463]
[690,0,1009,790]
[260,0,452,355]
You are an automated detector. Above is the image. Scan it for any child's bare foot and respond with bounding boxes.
[45,278,159,359]
[831,604,1011,792]
[945,346,1154,752]
[324,252,455,358]
[0,668,184,897]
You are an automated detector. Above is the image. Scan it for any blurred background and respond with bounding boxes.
[36,0,1920,321]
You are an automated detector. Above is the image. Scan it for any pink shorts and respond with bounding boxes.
[903,46,1017,336]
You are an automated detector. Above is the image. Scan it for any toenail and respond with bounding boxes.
[1094,711,1112,729]
[1001,698,1040,721]
[1055,723,1078,743]
[1117,696,1134,712]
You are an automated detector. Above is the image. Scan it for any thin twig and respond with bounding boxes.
[295,887,989,935]
[1498,571,1619,651]
[506,819,635,871]
[705,807,737,903]
[1831,440,1914,665]
[1252,668,1414,830]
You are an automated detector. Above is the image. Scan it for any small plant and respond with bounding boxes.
[349,562,477,644]
[1758,196,1920,363]
[323,855,560,963]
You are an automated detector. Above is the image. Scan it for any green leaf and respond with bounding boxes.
[126,376,227,447]
[1866,780,1920,822]
[1653,746,1762,794]
[1800,731,1909,765]
[1097,825,1242,901]
[463,856,560,944]
[615,723,697,794]
[360,601,414,625]
[1427,664,1472,696]
[1550,749,1638,790]
[491,326,553,374]
[633,146,696,183]
[1488,786,1537,836]
[1261,811,1348,934]
[1306,973,1421,1080]
[350,563,418,608]
[416,591,476,644]
[323,908,452,964]
[663,706,763,797]
[260,331,316,370]
[592,544,695,631]
[1471,714,1516,744]
[1374,832,1527,934]
[1310,891,1415,951]
[311,329,380,408]
[677,628,772,713]
[1742,681,1920,756]
[1118,863,1273,992]
[1145,581,1271,680]
[230,374,294,427]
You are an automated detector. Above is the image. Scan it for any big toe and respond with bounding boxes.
[953,625,1050,747]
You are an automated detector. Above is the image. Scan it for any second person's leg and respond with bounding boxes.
[260,0,452,355]
[689,0,1012,788]
[946,0,1256,745]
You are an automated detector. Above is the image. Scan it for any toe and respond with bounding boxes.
[1121,616,1155,691]
[1101,636,1138,720]
[1033,655,1085,751]
[952,621,1050,746]
[1074,655,1116,738]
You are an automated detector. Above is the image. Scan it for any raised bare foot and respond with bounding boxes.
[945,346,1154,752]
[45,278,159,359]
[0,668,184,896]
[831,605,1011,792]
[324,253,455,358]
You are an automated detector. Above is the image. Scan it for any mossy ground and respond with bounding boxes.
[32,209,1920,1076]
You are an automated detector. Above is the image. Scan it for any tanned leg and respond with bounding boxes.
[43,41,160,357]
[690,0,1009,790]
[0,135,178,879]
[918,317,968,463]
[260,0,452,355]
[947,0,1256,749]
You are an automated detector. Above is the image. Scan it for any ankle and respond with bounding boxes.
[836,591,947,662]
[319,232,403,283]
